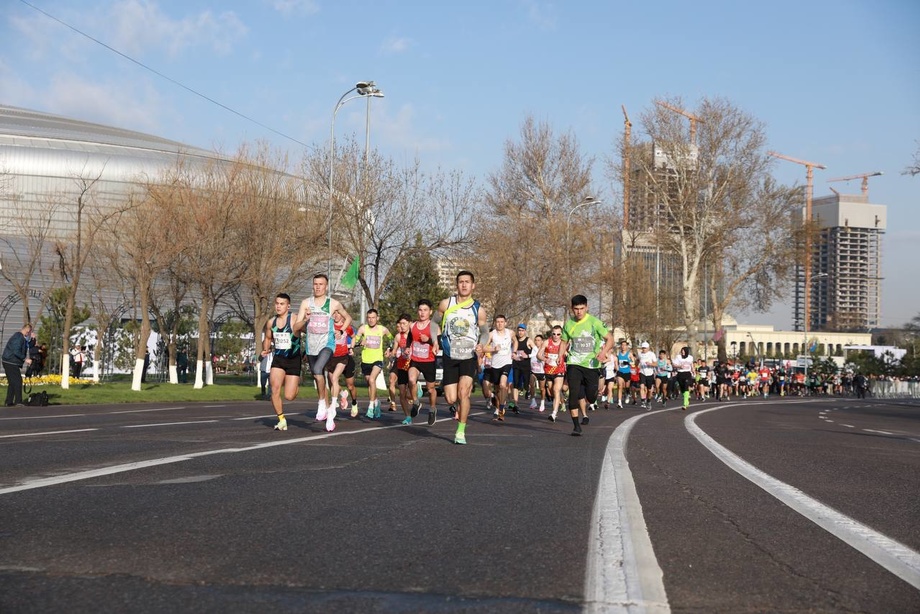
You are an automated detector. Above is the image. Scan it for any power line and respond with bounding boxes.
[18,0,313,151]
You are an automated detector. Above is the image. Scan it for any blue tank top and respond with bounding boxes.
[617,350,632,374]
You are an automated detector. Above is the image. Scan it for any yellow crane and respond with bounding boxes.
[827,171,883,197]
[767,151,827,332]
[622,104,632,228]
[656,100,703,145]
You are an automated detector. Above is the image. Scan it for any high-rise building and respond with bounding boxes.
[798,193,886,332]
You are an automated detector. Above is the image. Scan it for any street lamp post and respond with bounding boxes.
[564,196,601,304]
[328,81,384,279]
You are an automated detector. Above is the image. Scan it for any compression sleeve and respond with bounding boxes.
[479,325,490,346]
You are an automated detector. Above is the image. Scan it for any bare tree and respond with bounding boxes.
[478,115,600,320]
[905,140,920,177]
[233,143,324,385]
[0,192,59,324]
[306,136,477,309]
[55,169,129,389]
[625,97,800,357]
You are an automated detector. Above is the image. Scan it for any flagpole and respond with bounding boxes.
[331,259,347,294]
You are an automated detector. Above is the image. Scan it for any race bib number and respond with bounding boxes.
[411,342,430,360]
[308,313,329,334]
[449,338,475,360]
[545,353,559,367]
[365,335,382,349]
[274,331,292,350]
[571,337,594,354]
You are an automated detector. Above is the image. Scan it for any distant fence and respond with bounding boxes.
[869,380,920,399]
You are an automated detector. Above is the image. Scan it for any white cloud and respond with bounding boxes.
[520,0,557,31]
[268,0,320,17]
[380,36,412,55]
[362,104,450,154]
[108,0,248,57]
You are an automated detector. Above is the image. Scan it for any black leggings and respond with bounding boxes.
[307,348,333,379]
[676,371,693,393]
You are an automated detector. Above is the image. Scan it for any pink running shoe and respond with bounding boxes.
[325,408,337,432]
[339,390,348,410]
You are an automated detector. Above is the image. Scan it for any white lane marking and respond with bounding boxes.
[687,406,920,591]
[0,428,99,439]
[910,439,920,444]
[825,419,834,423]
[110,406,187,414]
[201,405,226,408]
[840,424,855,428]
[0,414,86,421]
[863,429,893,435]
[122,420,220,429]
[0,410,490,495]
[584,410,670,614]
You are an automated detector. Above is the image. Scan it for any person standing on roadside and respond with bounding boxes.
[561,295,613,436]
[437,270,489,445]
[3,324,34,407]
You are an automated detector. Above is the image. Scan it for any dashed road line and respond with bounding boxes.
[0,428,99,439]
[122,420,220,429]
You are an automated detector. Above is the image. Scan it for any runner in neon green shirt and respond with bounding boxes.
[561,294,613,436]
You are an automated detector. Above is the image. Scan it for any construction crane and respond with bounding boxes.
[656,100,703,145]
[827,171,883,197]
[622,104,632,229]
[768,151,827,333]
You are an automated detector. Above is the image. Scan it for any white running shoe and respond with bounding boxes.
[325,407,336,432]
[529,398,537,410]
[316,399,327,422]
[339,390,348,410]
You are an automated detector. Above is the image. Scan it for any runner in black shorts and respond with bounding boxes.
[261,293,306,431]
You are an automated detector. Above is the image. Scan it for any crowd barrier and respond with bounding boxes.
[867,380,920,399]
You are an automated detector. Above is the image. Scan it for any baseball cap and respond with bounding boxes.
[517,323,527,329]
[640,341,650,349]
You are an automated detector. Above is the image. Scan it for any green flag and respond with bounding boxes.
[341,256,360,290]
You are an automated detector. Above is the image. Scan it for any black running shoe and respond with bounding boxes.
[427,406,437,425]
[410,402,420,418]
[572,425,583,436]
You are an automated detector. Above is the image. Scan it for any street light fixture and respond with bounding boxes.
[328,81,384,279]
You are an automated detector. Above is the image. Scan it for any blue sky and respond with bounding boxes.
[3,0,918,328]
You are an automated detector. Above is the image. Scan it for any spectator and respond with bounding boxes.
[70,344,85,378]
[260,351,273,399]
[26,342,46,378]
[176,350,188,384]
[142,349,150,383]
[3,324,34,407]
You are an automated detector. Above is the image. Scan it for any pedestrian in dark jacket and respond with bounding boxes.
[3,324,34,407]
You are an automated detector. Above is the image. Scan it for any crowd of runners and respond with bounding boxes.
[259,270,871,445]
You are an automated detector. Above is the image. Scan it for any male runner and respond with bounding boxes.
[485,315,516,421]
[561,295,613,436]
[407,299,441,425]
[390,314,414,424]
[637,341,658,410]
[437,270,488,445]
[298,274,351,426]
[324,310,355,427]
[510,323,532,414]
[614,339,635,408]
[353,309,393,419]
[538,325,566,421]
[261,293,306,431]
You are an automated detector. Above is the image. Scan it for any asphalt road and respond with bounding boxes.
[0,393,918,613]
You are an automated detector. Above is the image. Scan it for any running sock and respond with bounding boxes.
[572,415,580,428]
[278,413,285,420]
[456,422,467,434]
[682,391,690,405]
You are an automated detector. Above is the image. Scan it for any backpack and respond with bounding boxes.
[27,391,50,407]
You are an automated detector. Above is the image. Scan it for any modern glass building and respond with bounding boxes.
[0,105,220,340]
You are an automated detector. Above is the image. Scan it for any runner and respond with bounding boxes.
[389,314,414,424]
[636,341,657,410]
[538,325,566,422]
[672,346,696,410]
[614,339,634,408]
[261,294,306,431]
[352,309,393,419]
[529,333,546,411]
[655,349,672,406]
[510,323,533,414]
[602,349,618,409]
[561,295,613,435]
[324,310,356,424]
[485,315,515,421]
[407,299,441,426]
[437,270,489,445]
[298,274,352,427]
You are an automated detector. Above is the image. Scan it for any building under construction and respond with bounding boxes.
[800,191,886,332]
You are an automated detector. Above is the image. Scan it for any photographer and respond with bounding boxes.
[3,324,34,407]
